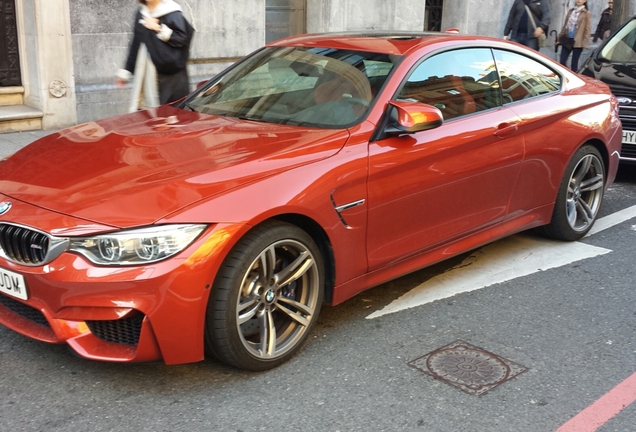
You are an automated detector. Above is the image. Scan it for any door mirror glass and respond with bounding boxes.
[385,100,443,134]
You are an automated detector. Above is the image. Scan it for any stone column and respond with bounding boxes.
[16,0,77,129]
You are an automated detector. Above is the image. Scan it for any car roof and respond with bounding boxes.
[266,31,489,55]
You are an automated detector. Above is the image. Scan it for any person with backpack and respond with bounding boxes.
[503,0,551,51]
[116,0,194,111]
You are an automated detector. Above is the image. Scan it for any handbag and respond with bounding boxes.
[525,5,546,47]
[559,34,575,51]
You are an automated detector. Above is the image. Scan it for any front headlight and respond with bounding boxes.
[68,224,207,265]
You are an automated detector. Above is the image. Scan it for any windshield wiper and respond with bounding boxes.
[182,101,197,112]
[236,115,267,123]
[280,119,315,127]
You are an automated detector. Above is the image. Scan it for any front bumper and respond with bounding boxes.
[618,105,636,163]
[0,221,245,365]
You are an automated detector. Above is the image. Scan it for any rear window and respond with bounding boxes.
[493,50,561,103]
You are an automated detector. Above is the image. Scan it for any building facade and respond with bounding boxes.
[0,0,630,131]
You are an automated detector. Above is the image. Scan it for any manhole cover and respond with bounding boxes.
[408,340,527,396]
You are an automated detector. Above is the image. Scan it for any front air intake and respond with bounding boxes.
[86,315,145,345]
[0,293,51,328]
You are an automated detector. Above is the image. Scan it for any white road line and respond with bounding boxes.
[586,204,636,236]
[366,205,636,320]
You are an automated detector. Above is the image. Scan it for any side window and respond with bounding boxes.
[395,48,501,121]
[493,50,561,104]
[600,19,636,62]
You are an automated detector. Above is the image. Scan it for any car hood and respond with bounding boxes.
[0,106,350,228]
[584,61,636,98]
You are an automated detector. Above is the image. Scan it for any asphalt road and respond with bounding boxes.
[0,140,635,431]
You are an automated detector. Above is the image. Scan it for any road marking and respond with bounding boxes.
[367,205,636,319]
[586,204,636,237]
[556,371,636,432]
[366,235,611,319]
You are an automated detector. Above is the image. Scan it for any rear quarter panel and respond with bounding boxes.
[506,77,621,214]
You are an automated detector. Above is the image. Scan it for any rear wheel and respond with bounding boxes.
[205,221,324,371]
[540,145,605,241]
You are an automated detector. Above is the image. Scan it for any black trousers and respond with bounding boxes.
[559,46,583,72]
[158,68,190,104]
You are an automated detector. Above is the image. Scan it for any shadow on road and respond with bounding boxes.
[615,163,636,183]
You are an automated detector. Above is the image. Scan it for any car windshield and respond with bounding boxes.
[183,46,399,128]
[600,18,636,63]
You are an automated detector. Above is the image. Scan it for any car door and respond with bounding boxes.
[491,48,565,213]
[366,47,525,270]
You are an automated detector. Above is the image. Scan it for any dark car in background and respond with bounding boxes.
[580,16,636,163]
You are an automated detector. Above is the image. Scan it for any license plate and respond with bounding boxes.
[0,267,28,300]
[622,130,636,144]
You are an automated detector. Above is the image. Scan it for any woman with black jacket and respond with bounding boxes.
[116,0,194,111]
[593,1,613,42]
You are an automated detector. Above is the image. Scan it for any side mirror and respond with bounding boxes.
[385,101,443,135]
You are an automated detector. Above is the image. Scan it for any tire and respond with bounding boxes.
[540,145,605,241]
[205,220,324,371]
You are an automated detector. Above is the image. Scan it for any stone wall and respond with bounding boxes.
[65,0,636,123]
[306,0,425,32]
[70,0,265,122]
[442,0,628,61]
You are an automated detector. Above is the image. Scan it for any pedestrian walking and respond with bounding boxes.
[116,0,194,112]
[593,0,613,42]
[557,0,591,72]
[503,0,551,51]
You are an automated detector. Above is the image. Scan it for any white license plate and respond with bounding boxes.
[0,267,28,300]
[622,130,636,144]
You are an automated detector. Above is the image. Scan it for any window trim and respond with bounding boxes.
[391,46,565,119]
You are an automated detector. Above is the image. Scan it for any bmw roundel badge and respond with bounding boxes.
[0,201,12,215]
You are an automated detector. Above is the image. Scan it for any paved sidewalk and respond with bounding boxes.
[0,129,55,159]
[541,43,596,67]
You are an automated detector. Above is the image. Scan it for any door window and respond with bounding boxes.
[395,48,501,120]
[493,50,561,103]
[600,19,636,63]
[424,0,444,31]
[0,0,22,86]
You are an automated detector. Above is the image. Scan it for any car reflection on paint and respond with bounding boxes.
[0,31,622,371]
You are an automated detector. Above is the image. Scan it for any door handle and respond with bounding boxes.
[494,122,519,138]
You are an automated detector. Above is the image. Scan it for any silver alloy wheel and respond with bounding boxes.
[565,153,604,232]
[235,239,320,360]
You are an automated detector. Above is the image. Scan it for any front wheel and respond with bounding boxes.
[205,221,324,371]
[540,145,605,241]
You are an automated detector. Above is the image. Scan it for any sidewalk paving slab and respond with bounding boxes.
[0,130,56,159]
